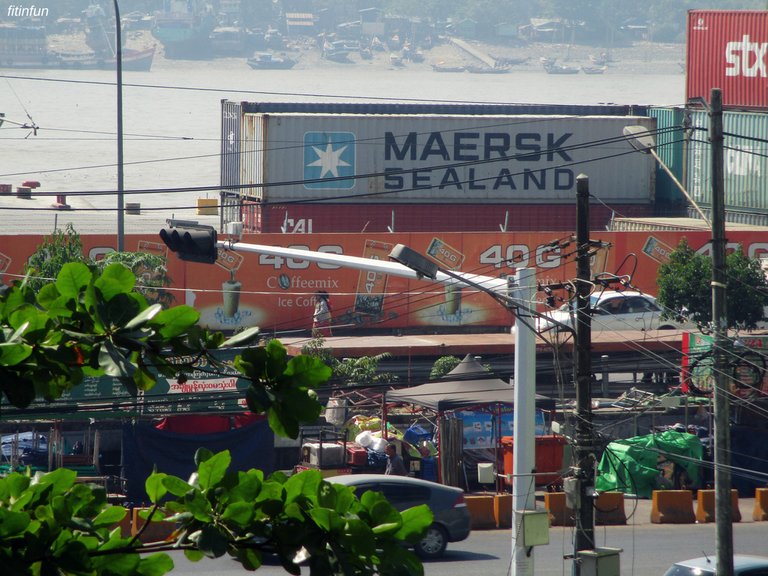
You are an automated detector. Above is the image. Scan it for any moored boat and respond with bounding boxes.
[581,65,607,74]
[246,51,296,70]
[543,62,580,74]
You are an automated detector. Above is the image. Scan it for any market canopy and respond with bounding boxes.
[386,354,555,412]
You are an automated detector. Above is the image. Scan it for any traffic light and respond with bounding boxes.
[159,224,218,264]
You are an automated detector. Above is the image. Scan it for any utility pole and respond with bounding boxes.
[114,0,125,252]
[710,88,733,576]
[573,174,595,573]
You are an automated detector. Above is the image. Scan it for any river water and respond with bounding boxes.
[0,57,685,224]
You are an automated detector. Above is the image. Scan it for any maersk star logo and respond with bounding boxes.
[304,132,355,189]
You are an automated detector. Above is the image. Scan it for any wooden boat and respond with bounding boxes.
[543,62,580,74]
[431,63,466,73]
[247,51,297,70]
[581,65,607,75]
[465,64,510,74]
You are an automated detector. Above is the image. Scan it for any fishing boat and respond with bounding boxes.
[0,21,155,71]
[431,63,466,73]
[246,51,297,70]
[465,64,510,74]
[543,61,580,74]
[581,65,607,75]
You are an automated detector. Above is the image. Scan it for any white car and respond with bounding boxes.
[532,290,690,334]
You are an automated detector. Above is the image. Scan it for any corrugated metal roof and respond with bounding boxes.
[233,101,648,117]
[609,217,768,232]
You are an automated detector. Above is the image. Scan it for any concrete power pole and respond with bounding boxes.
[710,88,734,576]
[572,174,595,574]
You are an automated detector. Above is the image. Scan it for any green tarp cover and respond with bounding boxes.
[595,430,703,498]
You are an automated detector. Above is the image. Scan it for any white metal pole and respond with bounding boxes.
[512,267,536,576]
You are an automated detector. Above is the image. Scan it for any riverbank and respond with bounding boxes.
[98,29,685,77]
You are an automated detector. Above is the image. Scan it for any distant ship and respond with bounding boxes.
[0,21,155,71]
[152,0,216,59]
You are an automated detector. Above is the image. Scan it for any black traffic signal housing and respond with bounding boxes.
[159,224,218,264]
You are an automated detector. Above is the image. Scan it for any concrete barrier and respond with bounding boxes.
[494,493,513,528]
[695,489,741,523]
[753,487,768,521]
[131,507,176,543]
[651,490,695,524]
[595,491,627,525]
[465,494,497,530]
[544,491,575,527]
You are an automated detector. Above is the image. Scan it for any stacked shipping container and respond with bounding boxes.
[220,101,663,233]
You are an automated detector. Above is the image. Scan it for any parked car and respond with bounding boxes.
[533,290,691,334]
[329,474,471,559]
[664,554,768,575]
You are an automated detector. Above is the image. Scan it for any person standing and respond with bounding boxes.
[384,442,408,476]
[312,290,333,337]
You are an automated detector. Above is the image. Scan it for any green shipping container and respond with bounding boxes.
[688,109,768,221]
[648,107,688,207]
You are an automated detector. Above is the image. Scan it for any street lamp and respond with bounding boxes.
[113,0,124,252]
[389,244,542,576]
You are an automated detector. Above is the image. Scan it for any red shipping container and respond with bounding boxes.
[687,10,768,110]
[241,202,655,234]
[501,435,567,487]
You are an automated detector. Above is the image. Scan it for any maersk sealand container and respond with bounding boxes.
[236,113,656,205]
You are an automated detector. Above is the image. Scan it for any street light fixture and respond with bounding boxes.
[388,243,542,576]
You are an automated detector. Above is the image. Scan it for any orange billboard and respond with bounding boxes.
[3,231,768,334]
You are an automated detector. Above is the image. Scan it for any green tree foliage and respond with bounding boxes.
[23,223,88,292]
[0,264,432,574]
[333,353,398,387]
[429,355,462,379]
[656,238,768,330]
[97,251,175,307]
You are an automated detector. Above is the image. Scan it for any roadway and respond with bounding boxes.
[168,496,768,575]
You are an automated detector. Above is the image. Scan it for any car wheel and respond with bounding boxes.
[658,324,677,330]
[414,524,448,559]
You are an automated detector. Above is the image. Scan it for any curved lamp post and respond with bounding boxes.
[113,0,124,251]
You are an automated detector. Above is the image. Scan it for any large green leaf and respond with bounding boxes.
[285,355,333,388]
[146,473,168,503]
[92,505,127,529]
[136,552,174,576]
[197,450,230,490]
[151,306,200,339]
[124,304,162,331]
[98,339,135,378]
[220,501,253,527]
[197,524,229,558]
[94,263,136,301]
[284,469,321,504]
[0,341,33,367]
[220,326,261,348]
[55,262,92,298]
[394,505,433,542]
[0,508,31,537]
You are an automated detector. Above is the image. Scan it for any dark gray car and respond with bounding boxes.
[664,555,768,575]
[329,474,471,559]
